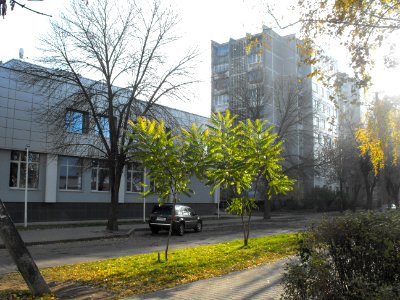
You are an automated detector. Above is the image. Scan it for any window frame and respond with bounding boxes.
[9,150,40,190]
[65,108,89,134]
[95,115,110,138]
[59,156,83,191]
[91,159,110,192]
[126,162,145,193]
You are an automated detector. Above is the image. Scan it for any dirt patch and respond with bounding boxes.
[50,281,115,300]
[0,275,115,299]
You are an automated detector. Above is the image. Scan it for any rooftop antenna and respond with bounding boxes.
[19,48,24,60]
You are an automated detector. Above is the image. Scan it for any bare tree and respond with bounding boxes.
[1,0,54,18]
[229,78,265,121]
[318,128,361,211]
[16,0,198,230]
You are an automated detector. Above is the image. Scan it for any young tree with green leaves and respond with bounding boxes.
[204,111,294,246]
[127,117,206,261]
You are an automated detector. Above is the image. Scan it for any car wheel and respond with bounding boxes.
[194,221,202,232]
[150,226,159,234]
[177,222,185,236]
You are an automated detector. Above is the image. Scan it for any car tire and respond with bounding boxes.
[177,222,185,236]
[194,221,202,232]
[150,226,159,234]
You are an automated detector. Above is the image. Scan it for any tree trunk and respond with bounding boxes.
[0,199,50,296]
[165,197,176,261]
[241,211,247,246]
[350,184,361,212]
[106,162,123,231]
[263,197,271,220]
[244,210,252,247]
[339,179,344,212]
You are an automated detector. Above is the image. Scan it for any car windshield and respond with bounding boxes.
[151,205,173,214]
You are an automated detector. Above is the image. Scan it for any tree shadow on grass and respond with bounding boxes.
[50,281,115,300]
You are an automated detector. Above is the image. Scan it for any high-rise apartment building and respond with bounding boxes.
[211,26,344,199]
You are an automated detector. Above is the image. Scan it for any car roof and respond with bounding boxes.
[153,204,189,209]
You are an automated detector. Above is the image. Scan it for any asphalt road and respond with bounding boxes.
[0,212,328,275]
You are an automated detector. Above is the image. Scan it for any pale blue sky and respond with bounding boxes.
[1,0,399,116]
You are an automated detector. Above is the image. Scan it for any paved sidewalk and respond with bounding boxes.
[126,258,290,300]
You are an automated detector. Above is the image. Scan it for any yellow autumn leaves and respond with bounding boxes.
[356,100,400,176]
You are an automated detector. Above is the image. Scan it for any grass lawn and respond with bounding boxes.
[0,233,298,299]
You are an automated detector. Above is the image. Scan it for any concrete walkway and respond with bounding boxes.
[126,259,289,300]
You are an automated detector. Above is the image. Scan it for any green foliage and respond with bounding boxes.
[282,211,400,299]
[0,233,298,299]
[201,111,294,245]
[226,197,258,216]
[127,117,200,203]
[204,111,294,199]
[304,187,338,212]
[204,111,246,194]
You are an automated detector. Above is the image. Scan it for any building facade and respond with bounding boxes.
[0,60,216,222]
[211,26,347,198]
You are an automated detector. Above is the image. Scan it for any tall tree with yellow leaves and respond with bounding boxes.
[356,97,400,209]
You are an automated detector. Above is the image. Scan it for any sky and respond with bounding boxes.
[1,0,399,117]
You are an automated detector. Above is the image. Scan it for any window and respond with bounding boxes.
[95,115,110,138]
[91,160,110,191]
[126,162,144,193]
[213,64,229,73]
[59,156,82,190]
[318,133,323,145]
[9,151,40,189]
[214,94,229,106]
[216,44,229,57]
[247,53,262,64]
[247,69,263,83]
[312,83,318,93]
[66,109,89,134]
[314,116,319,128]
[214,78,228,90]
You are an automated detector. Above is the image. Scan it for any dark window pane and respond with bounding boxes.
[91,169,97,190]
[59,166,67,189]
[28,164,39,188]
[98,169,110,191]
[11,151,20,161]
[66,110,87,134]
[67,166,81,190]
[130,172,143,192]
[96,116,110,138]
[9,163,18,187]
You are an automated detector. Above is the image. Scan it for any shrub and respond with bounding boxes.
[281,211,400,299]
[303,187,337,211]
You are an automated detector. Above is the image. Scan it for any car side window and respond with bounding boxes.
[177,207,186,216]
[188,208,196,216]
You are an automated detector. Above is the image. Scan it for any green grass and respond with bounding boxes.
[0,233,298,299]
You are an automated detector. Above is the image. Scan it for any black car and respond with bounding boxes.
[148,204,202,236]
